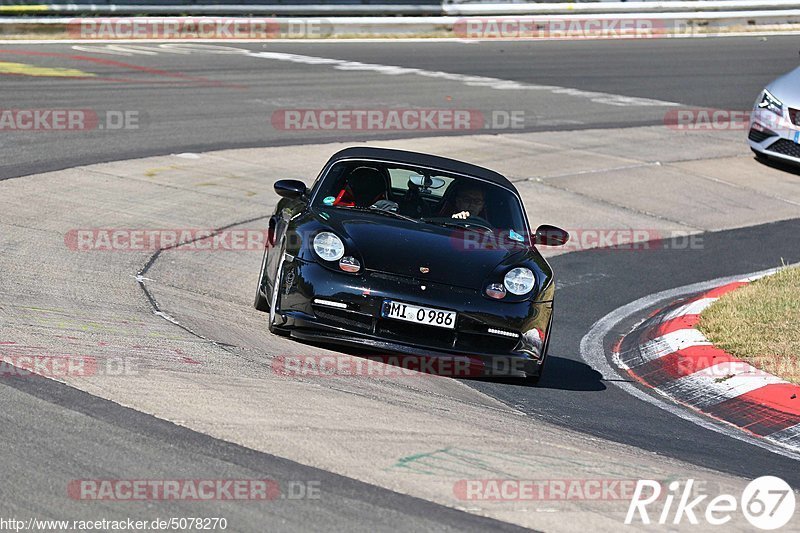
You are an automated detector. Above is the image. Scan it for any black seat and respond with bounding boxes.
[346,167,388,207]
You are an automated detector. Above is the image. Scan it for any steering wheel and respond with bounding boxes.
[460,216,493,232]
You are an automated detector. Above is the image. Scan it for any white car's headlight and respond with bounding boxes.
[313,232,345,262]
[504,267,535,295]
[757,90,783,116]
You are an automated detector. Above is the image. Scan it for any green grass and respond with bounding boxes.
[698,266,800,384]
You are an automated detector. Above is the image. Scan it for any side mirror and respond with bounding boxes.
[534,225,569,246]
[274,179,308,200]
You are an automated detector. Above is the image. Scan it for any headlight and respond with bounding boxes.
[503,267,535,295]
[313,232,345,262]
[757,90,783,116]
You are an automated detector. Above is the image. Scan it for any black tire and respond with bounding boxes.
[524,312,553,386]
[254,247,270,312]
[268,242,290,337]
[254,289,270,312]
[523,359,545,386]
[524,373,542,386]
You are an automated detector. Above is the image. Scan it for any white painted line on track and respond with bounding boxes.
[50,41,678,107]
[580,264,800,461]
[247,50,681,107]
[34,40,681,107]
[73,44,162,55]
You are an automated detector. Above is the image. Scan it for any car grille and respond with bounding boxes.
[455,332,519,354]
[369,271,419,287]
[767,139,800,158]
[375,320,519,355]
[377,319,456,350]
[748,128,773,143]
[790,108,800,127]
[314,308,373,333]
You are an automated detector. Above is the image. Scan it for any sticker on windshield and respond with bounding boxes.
[509,229,525,242]
[323,196,336,205]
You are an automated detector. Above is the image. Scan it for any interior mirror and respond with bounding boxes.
[408,173,429,188]
[534,225,569,246]
[429,177,446,189]
[274,179,308,200]
[409,174,445,190]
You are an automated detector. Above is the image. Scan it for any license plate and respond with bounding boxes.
[381,300,457,329]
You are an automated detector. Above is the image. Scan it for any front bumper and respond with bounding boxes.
[272,256,553,378]
[748,109,800,165]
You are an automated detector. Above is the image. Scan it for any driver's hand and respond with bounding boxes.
[451,211,470,219]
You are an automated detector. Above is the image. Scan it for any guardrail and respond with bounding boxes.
[2,0,800,16]
[0,3,444,16]
[2,10,800,38]
[445,0,800,15]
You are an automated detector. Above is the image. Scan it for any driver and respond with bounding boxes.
[438,183,487,220]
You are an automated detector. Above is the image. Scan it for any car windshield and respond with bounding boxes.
[311,160,528,237]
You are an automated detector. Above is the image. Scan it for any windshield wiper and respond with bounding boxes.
[347,205,420,223]
[423,218,494,232]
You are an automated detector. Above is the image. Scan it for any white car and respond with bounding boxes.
[748,66,800,164]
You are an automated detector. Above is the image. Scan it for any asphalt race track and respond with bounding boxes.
[1,36,800,531]
[1,37,799,179]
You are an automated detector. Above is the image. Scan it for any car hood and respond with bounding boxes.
[766,66,800,104]
[312,208,529,288]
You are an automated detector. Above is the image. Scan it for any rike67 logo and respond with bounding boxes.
[626,476,796,530]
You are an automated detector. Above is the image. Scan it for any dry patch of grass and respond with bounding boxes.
[698,266,800,384]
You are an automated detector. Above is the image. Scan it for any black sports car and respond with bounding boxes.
[254,147,568,384]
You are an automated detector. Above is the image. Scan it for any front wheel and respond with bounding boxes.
[254,247,270,312]
[524,312,553,386]
[268,245,290,337]
[523,360,545,386]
